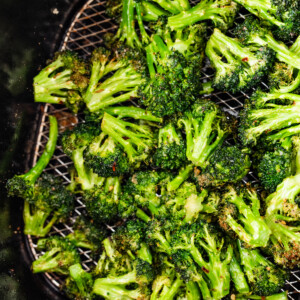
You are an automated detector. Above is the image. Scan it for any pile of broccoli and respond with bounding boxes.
[8,0,300,299]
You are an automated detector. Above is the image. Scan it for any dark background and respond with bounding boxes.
[0,0,84,299]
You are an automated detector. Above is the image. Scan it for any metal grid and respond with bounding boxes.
[26,0,300,298]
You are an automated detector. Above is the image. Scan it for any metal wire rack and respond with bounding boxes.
[26,0,300,298]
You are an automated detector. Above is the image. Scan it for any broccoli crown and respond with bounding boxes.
[64,263,94,300]
[84,177,121,224]
[219,185,271,248]
[139,32,204,117]
[255,138,293,193]
[101,112,155,167]
[152,122,187,170]
[234,0,300,41]
[238,90,300,145]
[33,51,89,113]
[178,100,228,167]
[206,28,275,93]
[193,145,251,187]
[66,216,108,251]
[84,45,146,113]
[238,241,288,296]
[32,236,80,275]
[84,133,131,177]
[61,122,100,157]
[167,0,239,31]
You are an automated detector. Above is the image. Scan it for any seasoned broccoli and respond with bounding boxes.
[239,89,300,145]
[32,236,80,275]
[152,122,187,170]
[139,26,205,117]
[60,121,103,190]
[235,17,300,70]
[66,216,108,251]
[23,173,74,237]
[178,100,228,167]
[7,115,58,199]
[234,0,300,41]
[237,292,288,300]
[219,185,271,248]
[206,28,275,93]
[254,137,293,193]
[33,52,89,113]
[84,47,146,113]
[101,112,156,168]
[64,264,94,300]
[168,0,239,31]
[238,240,288,296]
[193,145,251,188]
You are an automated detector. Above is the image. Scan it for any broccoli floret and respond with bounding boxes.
[23,173,74,237]
[66,216,108,251]
[84,177,122,224]
[235,17,300,70]
[171,222,233,299]
[234,0,300,41]
[6,116,58,199]
[60,122,104,190]
[177,100,228,167]
[139,27,205,117]
[219,186,271,247]
[64,263,94,300]
[167,0,239,31]
[193,145,251,187]
[238,90,300,145]
[32,236,80,275]
[206,28,275,93]
[101,112,156,168]
[255,137,293,193]
[84,47,146,113]
[152,122,187,170]
[33,52,89,113]
[238,240,288,296]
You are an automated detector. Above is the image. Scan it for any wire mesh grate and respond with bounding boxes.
[26,0,300,298]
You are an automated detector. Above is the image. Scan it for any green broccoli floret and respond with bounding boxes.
[205,28,275,93]
[33,52,89,113]
[6,115,58,199]
[101,112,156,168]
[152,122,187,170]
[139,26,205,117]
[167,0,239,31]
[84,47,146,113]
[234,0,300,41]
[171,222,233,299]
[177,100,228,167]
[235,17,300,70]
[60,121,104,190]
[255,137,293,193]
[219,185,271,247]
[238,240,288,296]
[32,236,80,275]
[23,173,74,237]
[66,216,108,251]
[193,145,251,188]
[84,177,122,224]
[64,263,94,300]
[238,89,300,145]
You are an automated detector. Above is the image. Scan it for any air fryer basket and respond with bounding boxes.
[25,0,300,298]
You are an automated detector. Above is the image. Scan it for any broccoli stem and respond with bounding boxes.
[247,292,288,300]
[199,81,214,95]
[186,281,201,300]
[159,277,183,300]
[278,72,300,94]
[95,270,136,286]
[23,201,58,237]
[136,243,152,264]
[229,254,250,294]
[32,247,61,273]
[158,123,181,147]
[167,164,193,192]
[268,125,300,141]
[168,1,225,29]
[153,0,189,14]
[136,208,151,223]
[103,106,163,123]
[135,1,149,44]
[93,282,141,299]
[22,116,58,184]
[141,1,168,22]
[197,276,211,299]
[69,264,92,299]
[184,189,207,224]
